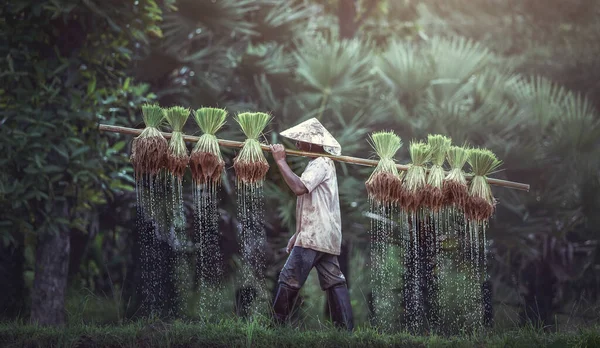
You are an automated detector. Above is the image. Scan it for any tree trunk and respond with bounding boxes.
[0,239,26,320]
[30,203,71,326]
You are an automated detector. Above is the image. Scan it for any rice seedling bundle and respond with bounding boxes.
[423,134,451,212]
[165,106,191,180]
[233,112,271,185]
[402,141,432,212]
[365,131,404,204]
[465,148,502,222]
[443,145,471,209]
[130,104,168,179]
[190,107,227,185]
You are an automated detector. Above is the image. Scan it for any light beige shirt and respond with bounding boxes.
[294,157,342,255]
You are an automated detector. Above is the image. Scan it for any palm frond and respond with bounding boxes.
[252,1,320,43]
[293,36,375,125]
[508,76,567,129]
[174,0,259,36]
[552,92,600,157]
[426,36,492,101]
[376,40,434,105]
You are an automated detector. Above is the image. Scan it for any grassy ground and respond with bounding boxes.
[1,316,600,348]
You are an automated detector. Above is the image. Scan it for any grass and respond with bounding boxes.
[1,320,599,348]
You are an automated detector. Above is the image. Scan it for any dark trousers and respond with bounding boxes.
[273,246,354,330]
[278,246,347,290]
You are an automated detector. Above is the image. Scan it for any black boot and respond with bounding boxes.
[272,283,300,325]
[327,284,354,331]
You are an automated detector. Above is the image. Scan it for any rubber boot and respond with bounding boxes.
[327,284,354,331]
[272,283,300,325]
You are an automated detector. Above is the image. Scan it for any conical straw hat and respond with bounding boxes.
[280,118,342,155]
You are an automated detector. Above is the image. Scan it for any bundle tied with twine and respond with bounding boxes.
[443,145,471,209]
[190,107,227,185]
[233,112,271,186]
[365,131,404,205]
[465,148,502,222]
[165,106,191,180]
[402,141,432,212]
[130,104,168,180]
[423,134,451,212]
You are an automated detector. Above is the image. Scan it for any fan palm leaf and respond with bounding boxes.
[293,36,375,125]
[427,36,492,101]
[553,92,600,156]
[376,40,434,108]
[508,76,567,130]
[251,1,320,43]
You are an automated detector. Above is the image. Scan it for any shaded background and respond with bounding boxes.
[1,0,600,330]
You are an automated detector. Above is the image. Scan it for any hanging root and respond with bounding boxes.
[391,182,406,208]
[365,172,403,204]
[167,153,189,180]
[403,190,424,213]
[190,151,224,185]
[233,160,270,185]
[465,196,496,222]
[131,136,168,179]
[423,186,444,212]
[443,180,469,209]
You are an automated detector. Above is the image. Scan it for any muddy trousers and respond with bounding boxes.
[272,246,354,331]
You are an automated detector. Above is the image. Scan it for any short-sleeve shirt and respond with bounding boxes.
[294,157,342,255]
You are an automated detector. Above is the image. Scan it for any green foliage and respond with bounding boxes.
[0,0,159,244]
[293,37,375,124]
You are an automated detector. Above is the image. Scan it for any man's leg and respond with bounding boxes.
[273,247,318,324]
[316,254,354,331]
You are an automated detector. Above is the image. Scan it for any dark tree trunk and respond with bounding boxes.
[30,203,71,326]
[0,239,26,319]
[520,261,557,329]
[338,0,379,39]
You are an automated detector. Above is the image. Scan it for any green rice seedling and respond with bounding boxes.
[465,148,502,222]
[165,106,191,180]
[443,145,471,210]
[233,112,271,186]
[130,104,167,180]
[402,141,432,212]
[190,107,227,185]
[423,134,452,212]
[365,131,404,204]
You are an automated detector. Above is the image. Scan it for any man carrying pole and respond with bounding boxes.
[269,118,354,331]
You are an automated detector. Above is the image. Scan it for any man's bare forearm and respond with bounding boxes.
[275,159,308,196]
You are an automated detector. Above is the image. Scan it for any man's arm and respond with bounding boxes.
[270,144,308,196]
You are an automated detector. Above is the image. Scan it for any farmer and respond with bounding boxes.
[269,118,354,331]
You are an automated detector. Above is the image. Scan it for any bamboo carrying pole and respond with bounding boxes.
[98,124,530,192]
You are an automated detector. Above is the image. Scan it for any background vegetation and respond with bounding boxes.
[1,0,600,342]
